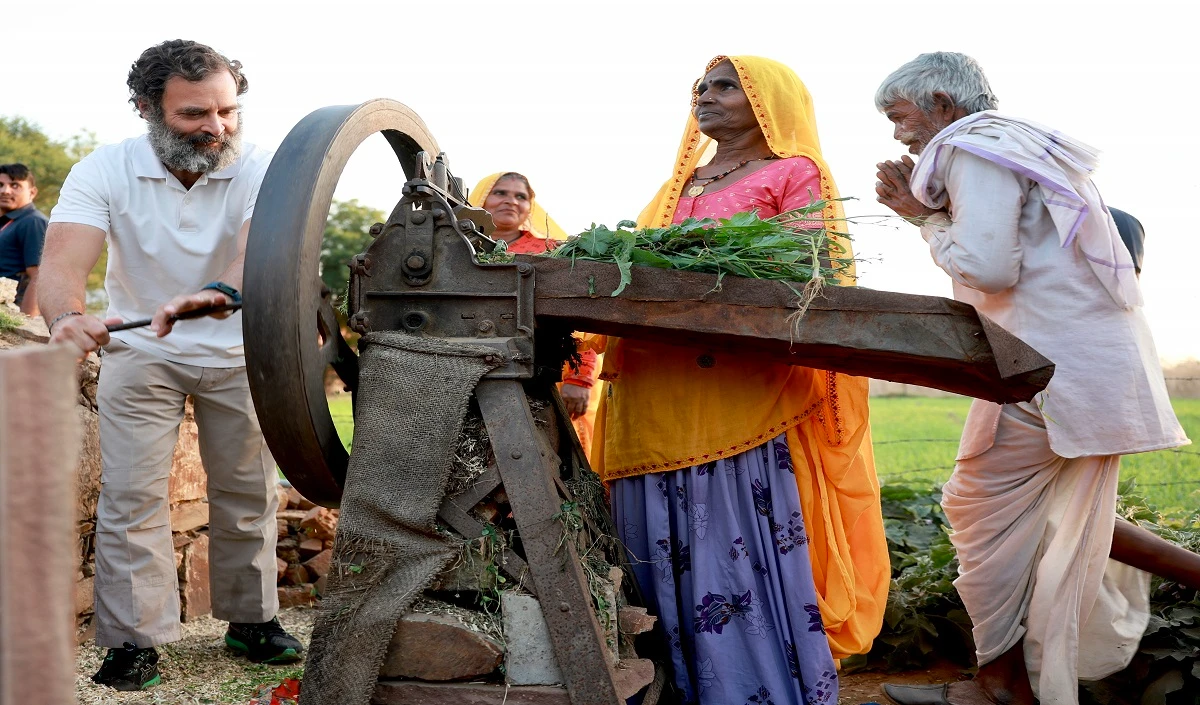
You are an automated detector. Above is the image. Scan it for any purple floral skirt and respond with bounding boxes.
[611,434,837,705]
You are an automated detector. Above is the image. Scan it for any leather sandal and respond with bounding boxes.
[882,683,952,705]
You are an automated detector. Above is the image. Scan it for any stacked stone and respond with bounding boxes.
[274,487,338,608]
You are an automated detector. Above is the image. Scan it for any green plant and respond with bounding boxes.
[553,500,584,553]
[867,479,1200,704]
[0,308,20,332]
[546,204,855,296]
[1081,482,1200,705]
[462,523,509,615]
[863,482,974,671]
[476,239,515,264]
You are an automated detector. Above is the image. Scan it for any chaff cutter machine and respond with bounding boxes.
[242,100,1054,705]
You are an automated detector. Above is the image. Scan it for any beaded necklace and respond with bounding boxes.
[686,155,775,197]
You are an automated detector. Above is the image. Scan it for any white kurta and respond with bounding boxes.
[918,148,1183,459]
[910,114,1189,704]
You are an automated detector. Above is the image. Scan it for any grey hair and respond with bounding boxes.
[874,51,999,115]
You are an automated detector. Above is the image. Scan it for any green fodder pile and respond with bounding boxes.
[547,205,856,297]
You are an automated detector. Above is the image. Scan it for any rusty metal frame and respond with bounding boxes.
[348,208,538,382]
[476,379,621,705]
[436,466,533,593]
[530,256,1054,404]
[246,102,1052,505]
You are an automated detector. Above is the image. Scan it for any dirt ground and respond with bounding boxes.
[73,605,968,705]
[841,661,969,703]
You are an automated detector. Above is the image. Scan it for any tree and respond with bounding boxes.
[1,116,104,292]
[0,116,97,215]
[321,199,386,308]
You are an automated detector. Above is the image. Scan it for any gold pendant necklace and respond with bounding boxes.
[684,156,771,198]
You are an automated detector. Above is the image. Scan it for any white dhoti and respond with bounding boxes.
[941,401,1150,705]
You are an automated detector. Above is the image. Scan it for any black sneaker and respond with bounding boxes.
[91,641,161,691]
[225,617,304,663]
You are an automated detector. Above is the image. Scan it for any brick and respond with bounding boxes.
[298,538,324,559]
[299,506,338,543]
[278,584,317,609]
[608,567,624,598]
[598,575,618,666]
[180,534,211,621]
[283,563,310,586]
[379,612,503,680]
[75,408,101,523]
[501,594,562,686]
[288,486,317,510]
[277,518,290,540]
[170,500,209,533]
[276,508,309,522]
[277,537,301,565]
[77,353,100,411]
[276,484,290,512]
[76,616,96,646]
[75,576,94,616]
[13,316,50,343]
[431,556,486,593]
[168,400,206,503]
[617,607,657,635]
[613,658,655,700]
[303,549,333,580]
[314,574,328,597]
[277,557,288,583]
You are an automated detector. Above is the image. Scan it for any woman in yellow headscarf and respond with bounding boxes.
[468,172,602,454]
[595,57,889,705]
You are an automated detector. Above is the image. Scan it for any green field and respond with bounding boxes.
[326,395,1200,509]
[870,397,1200,509]
[329,394,354,448]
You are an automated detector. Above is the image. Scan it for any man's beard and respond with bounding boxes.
[146,110,243,175]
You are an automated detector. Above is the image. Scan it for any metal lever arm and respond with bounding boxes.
[106,303,243,332]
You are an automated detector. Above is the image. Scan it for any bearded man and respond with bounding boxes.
[39,39,302,691]
[873,52,1195,705]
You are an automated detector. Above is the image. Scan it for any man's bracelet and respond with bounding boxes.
[48,311,84,332]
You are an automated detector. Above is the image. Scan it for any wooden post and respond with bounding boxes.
[0,345,81,705]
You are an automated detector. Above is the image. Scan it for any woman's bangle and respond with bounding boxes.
[48,310,84,332]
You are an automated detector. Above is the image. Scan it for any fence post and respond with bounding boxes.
[0,344,81,705]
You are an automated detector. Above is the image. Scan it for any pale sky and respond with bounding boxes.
[10,0,1199,362]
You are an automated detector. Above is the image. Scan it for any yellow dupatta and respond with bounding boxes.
[637,55,855,282]
[468,172,569,241]
[592,55,888,658]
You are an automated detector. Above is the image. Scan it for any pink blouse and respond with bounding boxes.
[672,156,822,223]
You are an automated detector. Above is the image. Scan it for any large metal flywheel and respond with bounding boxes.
[243,100,440,507]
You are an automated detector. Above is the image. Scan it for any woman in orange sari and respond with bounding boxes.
[592,56,889,705]
[468,172,601,453]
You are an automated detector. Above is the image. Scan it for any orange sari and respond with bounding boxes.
[590,56,888,658]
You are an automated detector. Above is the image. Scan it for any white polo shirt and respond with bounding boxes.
[51,135,273,367]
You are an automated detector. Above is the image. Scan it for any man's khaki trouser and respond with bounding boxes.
[94,339,279,648]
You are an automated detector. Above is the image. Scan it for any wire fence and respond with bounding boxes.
[876,438,1200,489]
